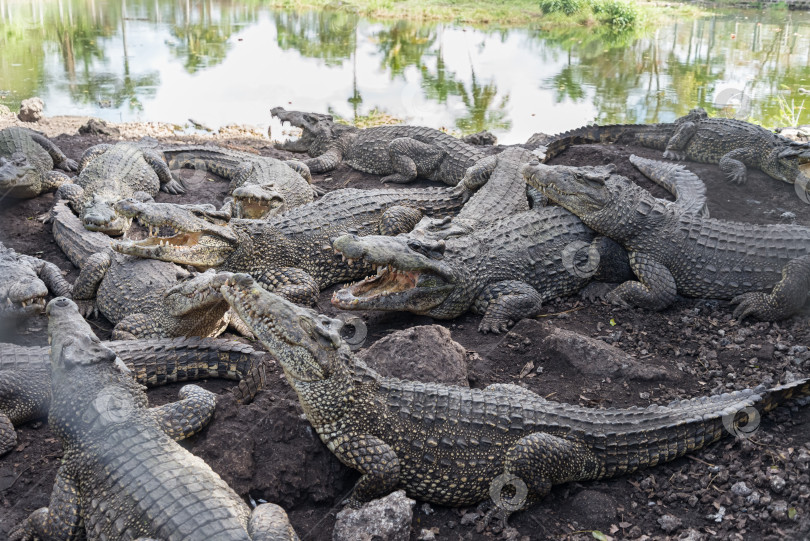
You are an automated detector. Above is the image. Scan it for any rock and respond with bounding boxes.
[0,104,11,115]
[770,475,786,493]
[78,118,121,137]
[731,481,752,496]
[358,325,469,386]
[17,97,44,122]
[568,490,618,525]
[525,132,555,148]
[657,514,683,533]
[333,490,415,541]
[507,320,669,381]
[461,131,497,146]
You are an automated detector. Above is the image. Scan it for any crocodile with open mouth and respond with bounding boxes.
[0,126,77,199]
[331,156,706,332]
[0,336,268,456]
[522,158,810,320]
[272,107,489,185]
[52,201,249,339]
[163,144,319,219]
[46,140,186,236]
[111,182,477,304]
[9,297,298,541]
[0,241,72,322]
[219,272,810,510]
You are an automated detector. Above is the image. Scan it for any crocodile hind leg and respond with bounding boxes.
[606,253,678,311]
[143,148,186,194]
[474,280,544,334]
[150,384,217,441]
[28,132,78,172]
[381,137,445,184]
[248,503,300,541]
[9,466,83,541]
[662,121,698,161]
[502,433,600,506]
[113,313,166,340]
[256,267,320,305]
[379,205,423,236]
[334,435,401,507]
[0,414,16,455]
[732,255,810,321]
[78,143,113,172]
[718,147,755,185]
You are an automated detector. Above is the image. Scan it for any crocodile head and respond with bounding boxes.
[766,142,810,187]
[164,268,229,317]
[46,297,141,440]
[82,193,133,236]
[231,184,286,219]
[271,107,335,153]
[112,199,238,268]
[331,234,458,315]
[0,250,49,320]
[220,272,347,385]
[521,162,618,216]
[0,151,40,198]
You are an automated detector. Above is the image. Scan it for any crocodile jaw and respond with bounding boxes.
[231,186,285,219]
[332,267,454,312]
[0,163,39,198]
[164,269,228,318]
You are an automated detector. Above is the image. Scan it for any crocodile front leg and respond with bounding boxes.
[284,159,312,183]
[257,267,320,305]
[460,154,498,191]
[503,433,600,503]
[662,121,698,161]
[28,133,78,172]
[718,147,755,185]
[71,251,112,318]
[606,253,678,311]
[382,137,446,184]
[732,255,810,321]
[248,503,300,541]
[474,280,544,334]
[305,147,343,174]
[9,466,83,541]
[334,434,401,507]
[0,414,15,456]
[144,148,186,194]
[150,384,217,441]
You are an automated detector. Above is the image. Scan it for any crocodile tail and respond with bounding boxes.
[542,123,675,161]
[758,378,810,414]
[629,155,709,217]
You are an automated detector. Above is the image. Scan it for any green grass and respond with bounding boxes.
[263,0,707,29]
[330,107,404,128]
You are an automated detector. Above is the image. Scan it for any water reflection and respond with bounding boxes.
[0,0,808,143]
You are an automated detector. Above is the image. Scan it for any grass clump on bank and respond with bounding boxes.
[265,0,704,29]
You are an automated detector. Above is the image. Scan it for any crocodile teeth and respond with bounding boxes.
[376,266,385,275]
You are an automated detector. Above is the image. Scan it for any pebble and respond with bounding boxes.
[731,481,752,496]
[657,514,683,533]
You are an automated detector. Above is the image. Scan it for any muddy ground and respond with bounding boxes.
[0,127,809,541]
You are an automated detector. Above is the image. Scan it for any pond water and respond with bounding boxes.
[0,0,808,144]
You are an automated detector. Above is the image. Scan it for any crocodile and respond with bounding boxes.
[48,141,186,236]
[163,145,319,219]
[220,272,810,509]
[9,297,298,541]
[0,126,77,199]
[535,108,810,195]
[0,241,72,322]
[0,336,268,456]
[272,107,488,185]
[111,182,476,304]
[52,201,248,339]
[331,156,705,332]
[521,158,810,320]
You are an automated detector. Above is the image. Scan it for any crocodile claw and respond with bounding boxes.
[662,150,686,161]
[161,179,187,195]
[75,299,99,319]
[58,158,79,172]
[725,170,747,185]
[731,292,770,321]
[37,210,54,224]
[478,318,513,334]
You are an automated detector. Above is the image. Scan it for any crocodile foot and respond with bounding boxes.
[161,178,186,195]
[478,317,513,334]
[74,299,99,319]
[662,150,686,161]
[57,158,79,172]
[731,292,785,321]
[725,169,747,185]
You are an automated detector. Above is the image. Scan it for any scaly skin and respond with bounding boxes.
[52,201,243,339]
[0,241,72,322]
[220,273,810,509]
[163,145,317,219]
[0,127,77,198]
[537,108,810,195]
[111,183,475,304]
[272,107,488,185]
[49,141,186,236]
[331,156,705,332]
[522,158,810,320]
[0,337,268,455]
[9,298,297,541]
